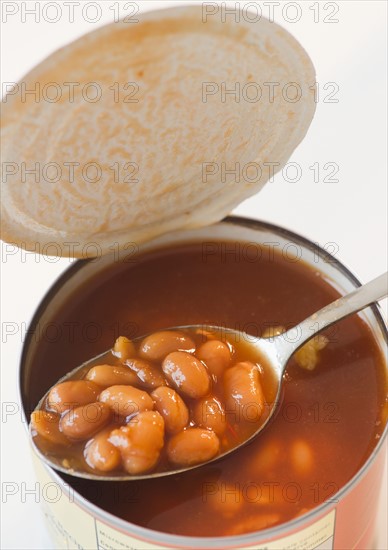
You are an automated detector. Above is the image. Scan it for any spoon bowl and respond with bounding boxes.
[30,272,387,480]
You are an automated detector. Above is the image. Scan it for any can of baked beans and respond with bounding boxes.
[19,218,387,550]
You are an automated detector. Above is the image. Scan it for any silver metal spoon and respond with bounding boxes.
[30,272,387,481]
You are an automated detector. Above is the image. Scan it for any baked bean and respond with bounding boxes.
[194,328,217,340]
[151,386,189,434]
[112,336,136,361]
[249,482,283,506]
[291,439,313,474]
[206,482,243,517]
[197,340,231,378]
[162,351,210,398]
[193,397,226,435]
[225,513,281,535]
[250,438,282,475]
[85,365,138,387]
[110,411,164,474]
[30,410,70,446]
[99,385,154,418]
[223,362,265,422]
[47,380,100,414]
[60,402,111,440]
[84,429,121,472]
[167,428,220,465]
[295,335,328,371]
[140,330,195,361]
[262,326,285,339]
[295,507,310,518]
[125,358,166,389]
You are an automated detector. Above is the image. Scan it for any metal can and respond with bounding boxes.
[19,217,387,550]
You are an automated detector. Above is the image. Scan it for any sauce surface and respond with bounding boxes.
[25,242,387,536]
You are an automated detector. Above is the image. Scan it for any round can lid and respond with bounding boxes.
[1,5,316,257]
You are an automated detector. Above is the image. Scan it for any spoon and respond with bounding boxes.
[30,272,387,480]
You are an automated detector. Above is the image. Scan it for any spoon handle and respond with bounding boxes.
[279,272,388,364]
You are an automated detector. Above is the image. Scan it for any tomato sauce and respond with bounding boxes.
[26,242,387,536]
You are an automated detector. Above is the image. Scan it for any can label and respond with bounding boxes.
[92,510,336,550]
[34,455,336,550]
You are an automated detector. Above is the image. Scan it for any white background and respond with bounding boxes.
[1,1,387,549]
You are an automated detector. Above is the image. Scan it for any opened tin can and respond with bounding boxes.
[19,217,387,550]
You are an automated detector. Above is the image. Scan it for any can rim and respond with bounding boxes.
[19,216,388,549]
